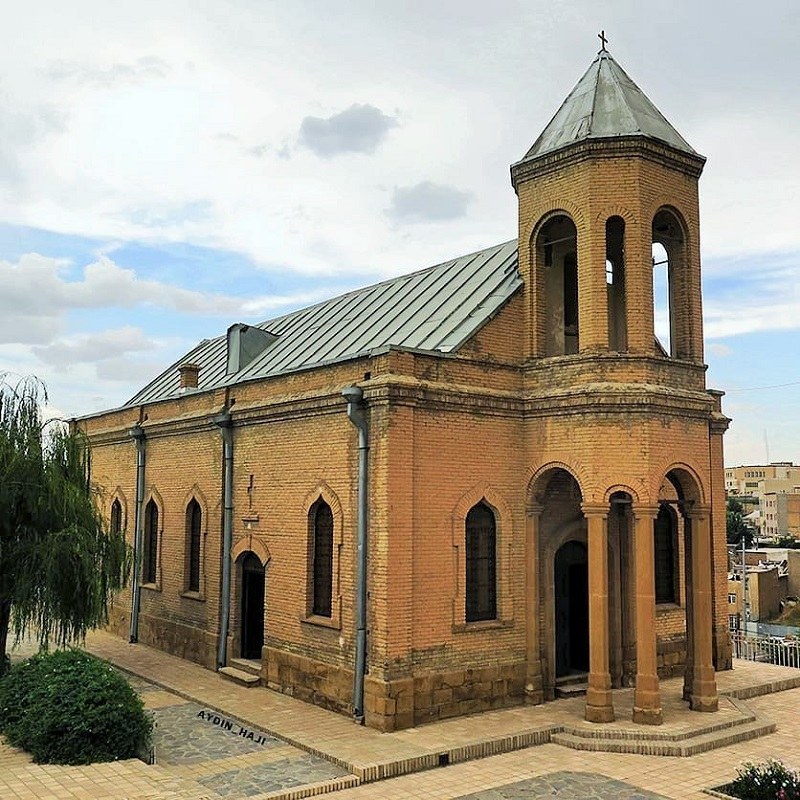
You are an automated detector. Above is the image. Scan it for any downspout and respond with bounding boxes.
[214,408,234,669]
[342,386,369,722]
[128,422,146,643]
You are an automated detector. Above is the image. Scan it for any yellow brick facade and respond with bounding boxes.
[81,55,731,731]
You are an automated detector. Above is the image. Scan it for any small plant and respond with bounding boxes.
[0,649,152,765]
[722,760,800,800]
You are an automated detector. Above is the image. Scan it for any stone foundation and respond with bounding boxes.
[105,609,217,670]
[657,634,687,679]
[264,646,353,716]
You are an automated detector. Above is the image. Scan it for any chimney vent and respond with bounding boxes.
[178,363,200,389]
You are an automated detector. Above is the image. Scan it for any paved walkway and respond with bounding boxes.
[4,630,800,799]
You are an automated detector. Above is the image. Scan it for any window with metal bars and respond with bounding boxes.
[143,499,159,584]
[311,500,333,617]
[186,499,202,592]
[465,502,497,622]
[654,504,677,604]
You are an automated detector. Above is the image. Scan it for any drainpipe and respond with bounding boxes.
[214,408,234,669]
[342,386,369,722]
[128,423,146,643]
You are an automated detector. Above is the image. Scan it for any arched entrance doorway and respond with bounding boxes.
[240,552,265,660]
[555,540,589,677]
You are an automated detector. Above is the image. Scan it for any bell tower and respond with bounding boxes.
[514,43,729,726]
[511,42,706,365]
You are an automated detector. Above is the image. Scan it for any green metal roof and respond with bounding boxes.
[125,240,521,407]
[520,49,698,162]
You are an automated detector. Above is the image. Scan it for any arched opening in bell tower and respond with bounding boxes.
[652,208,689,358]
[606,216,627,352]
[536,215,579,356]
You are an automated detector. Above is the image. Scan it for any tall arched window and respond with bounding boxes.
[465,502,497,622]
[606,216,627,352]
[143,499,159,584]
[110,499,122,536]
[186,499,202,593]
[654,503,677,604]
[536,215,579,356]
[310,500,333,617]
[652,208,688,358]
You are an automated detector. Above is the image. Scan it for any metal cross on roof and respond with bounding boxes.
[598,30,608,52]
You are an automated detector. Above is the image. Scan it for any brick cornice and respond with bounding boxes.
[511,137,706,189]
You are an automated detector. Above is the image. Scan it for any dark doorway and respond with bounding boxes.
[240,553,265,660]
[555,540,589,677]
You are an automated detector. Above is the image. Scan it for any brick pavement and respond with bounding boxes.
[4,630,800,799]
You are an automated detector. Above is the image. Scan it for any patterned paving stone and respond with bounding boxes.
[152,703,286,764]
[455,770,669,800]
[198,754,350,797]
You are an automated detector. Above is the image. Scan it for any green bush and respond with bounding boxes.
[723,760,800,799]
[0,649,152,765]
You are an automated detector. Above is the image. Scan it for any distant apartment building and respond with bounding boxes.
[762,492,800,539]
[725,462,800,497]
[726,463,800,538]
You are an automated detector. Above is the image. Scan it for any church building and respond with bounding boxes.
[80,45,732,731]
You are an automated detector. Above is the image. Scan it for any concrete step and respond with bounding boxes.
[555,682,588,699]
[551,717,776,757]
[228,657,262,677]
[555,673,588,687]
[219,666,261,687]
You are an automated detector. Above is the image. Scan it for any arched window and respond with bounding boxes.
[143,499,159,584]
[652,208,688,358]
[186,499,202,593]
[536,215,579,356]
[606,216,627,352]
[310,500,333,617]
[465,502,497,622]
[110,499,122,536]
[654,503,677,604]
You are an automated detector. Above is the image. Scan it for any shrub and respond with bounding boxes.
[0,649,152,765]
[723,760,800,800]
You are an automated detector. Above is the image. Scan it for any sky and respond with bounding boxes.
[1,0,798,466]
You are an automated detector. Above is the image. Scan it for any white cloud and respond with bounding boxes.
[0,253,336,346]
[31,326,158,369]
[386,182,471,223]
[46,56,171,87]
[708,342,733,357]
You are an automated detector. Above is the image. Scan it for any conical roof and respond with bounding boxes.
[522,49,698,162]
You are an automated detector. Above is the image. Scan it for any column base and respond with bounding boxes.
[525,686,544,705]
[690,693,718,712]
[690,665,717,711]
[632,705,663,725]
[585,702,615,723]
[585,684,614,723]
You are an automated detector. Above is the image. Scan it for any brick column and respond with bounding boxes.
[632,505,662,725]
[687,506,719,712]
[624,218,656,355]
[583,504,614,722]
[577,225,609,352]
[525,503,543,704]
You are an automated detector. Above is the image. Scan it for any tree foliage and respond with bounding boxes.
[0,375,130,667]
[0,649,152,764]
[726,496,754,547]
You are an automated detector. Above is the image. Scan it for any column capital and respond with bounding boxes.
[581,503,608,519]
[683,503,711,521]
[631,503,660,520]
[526,502,544,518]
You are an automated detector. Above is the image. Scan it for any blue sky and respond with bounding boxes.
[1,0,798,465]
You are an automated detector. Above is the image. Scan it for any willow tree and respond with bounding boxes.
[0,375,129,669]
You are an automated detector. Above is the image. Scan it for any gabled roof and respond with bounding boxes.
[125,240,521,407]
[521,49,697,162]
